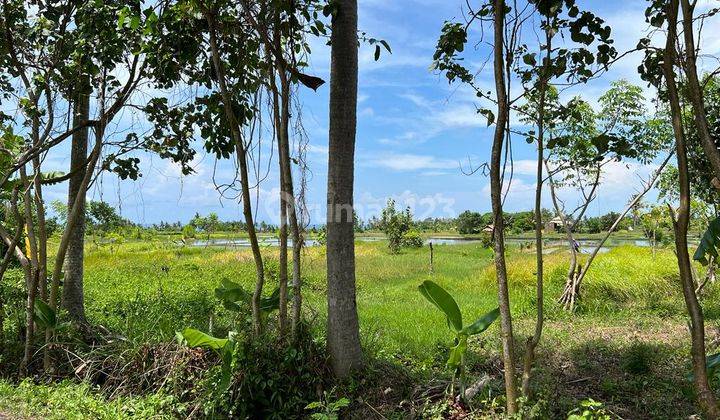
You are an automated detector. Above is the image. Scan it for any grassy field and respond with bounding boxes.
[1,239,719,418]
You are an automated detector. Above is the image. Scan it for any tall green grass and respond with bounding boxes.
[75,240,718,366]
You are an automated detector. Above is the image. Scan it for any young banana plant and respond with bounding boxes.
[418,280,499,400]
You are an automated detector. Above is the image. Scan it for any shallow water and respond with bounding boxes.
[191,235,655,250]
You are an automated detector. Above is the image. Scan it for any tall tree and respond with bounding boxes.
[326,0,363,378]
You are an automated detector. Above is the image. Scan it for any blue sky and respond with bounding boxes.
[37,0,718,225]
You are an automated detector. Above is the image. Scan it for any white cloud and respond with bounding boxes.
[364,153,458,172]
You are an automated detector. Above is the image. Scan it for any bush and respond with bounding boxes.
[479,232,492,248]
[182,224,196,240]
[402,230,423,248]
[203,332,329,418]
[621,342,656,375]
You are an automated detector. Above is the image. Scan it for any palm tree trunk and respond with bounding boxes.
[326,0,363,378]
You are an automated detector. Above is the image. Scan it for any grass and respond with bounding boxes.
[0,379,179,419]
[2,238,719,418]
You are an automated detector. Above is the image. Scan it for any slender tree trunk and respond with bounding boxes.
[679,0,720,186]
[62,90,89,325]
[268,22,304,339]
[491,1,518,413]
[9,178,34,375]
[522,28,551,396]
[45,123,103,371]
[278,60,303,341]
[569,152,672,296]
[269,51,289,335]
[32,157,47,304]
[204,11,266,336]
[549,164,600,310]
[326,0,363,378]
[663,2,720,416]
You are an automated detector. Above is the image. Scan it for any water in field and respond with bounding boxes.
[190,235,684,251]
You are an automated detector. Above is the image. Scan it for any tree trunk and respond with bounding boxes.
[268,50,289,336]
[662,2,720,416]
[679,0,720,186]
[62,90,89,325]
[491,0,518,413]
[278,62,304,341]
[326,0,363,378]
[204,11,265,336]
[522,27,551,397]
[568,152,672,299]
[269,22,304,340]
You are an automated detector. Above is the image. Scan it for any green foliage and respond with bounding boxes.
[199,332,328,418]
[621,342,656,375]
[87,201,130,235]
[181,224,196,240]
[418,280,463,332]
[418,280,498,396]
[457,210,487,234]
[567,398,611,420]
[379,199,417,253]
[0,379,179,419]
[214,278,283,314]
[177,328,236,391]
[694,217,720,266]
[402,230,424,248]
[305,390,350,420]
[33,299,69,333]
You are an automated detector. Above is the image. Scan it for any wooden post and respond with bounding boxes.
[429,241,434,273]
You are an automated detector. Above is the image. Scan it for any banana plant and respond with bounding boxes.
[418,280,499,399]
[214,278,284,313]
[176,327,237,392]
[694,216,720,265]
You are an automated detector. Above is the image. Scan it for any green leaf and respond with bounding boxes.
[379,40,392,54]
[522,53,536,66]
[478,108,495,126]
[418,280,463,331]
[447,337,467,369]
[214,278,250,304]
[374,45,381,61]
[694,217,720,266]
[461,307,499,336]
[180,328,227,351]
[33,299,57,330]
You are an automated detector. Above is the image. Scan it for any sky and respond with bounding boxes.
[36,0,720,226]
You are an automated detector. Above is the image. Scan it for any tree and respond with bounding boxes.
[325,0,363,378]
[378,199,414,253]
[639,0,720,415]
[456,210,484,234]
[543,81,672,309]
[0,0,162,371]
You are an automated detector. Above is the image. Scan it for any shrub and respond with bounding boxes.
[402,230,423,248]
[621,342,656,375]
[202,333,329,418]
[479,232,492,248]
[182,224,197,240]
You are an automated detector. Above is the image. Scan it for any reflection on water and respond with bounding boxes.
[191,236,385,248]
[192,238,320,247]
[191,235,677,250]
